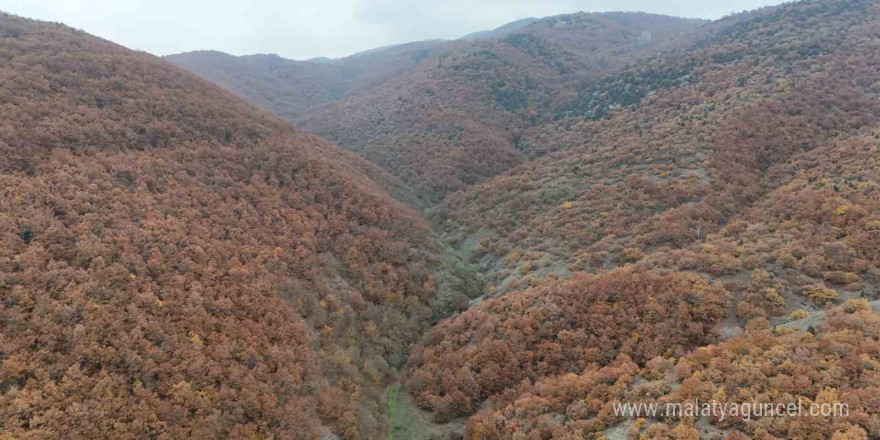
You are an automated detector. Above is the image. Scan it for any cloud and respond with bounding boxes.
[0,0,786,59]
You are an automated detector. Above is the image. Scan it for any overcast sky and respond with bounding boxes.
[2,0,787,60]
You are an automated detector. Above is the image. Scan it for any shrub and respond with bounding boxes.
[806,284,838,305]
[790,309,810,320]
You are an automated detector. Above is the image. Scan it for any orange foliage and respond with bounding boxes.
[0,13,466,440]
[405,269,729,420]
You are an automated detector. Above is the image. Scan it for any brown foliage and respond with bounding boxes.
[0,14,456,440]
[175,13,705,203]
[404,269,729,420]
[457,303,879,440]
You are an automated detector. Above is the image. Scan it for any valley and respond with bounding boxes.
[0,1,878,439]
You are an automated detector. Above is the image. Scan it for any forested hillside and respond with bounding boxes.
[165,40,448,121]
[459,300,878,440]
[440,0,879,300]
[406,1,880,438]
[170,13,707,203]
[0,13,479,440]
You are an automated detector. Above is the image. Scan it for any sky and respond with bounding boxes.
[1,0,787,60]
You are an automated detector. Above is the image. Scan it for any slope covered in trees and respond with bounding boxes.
[0,13,478,440]
[440,0,879,300]
[165,39,447,121]
[3,0,880,439]
[405,269,731,421]
[170,13,706,203]
[405,1,880,437]
[462,300,879,440]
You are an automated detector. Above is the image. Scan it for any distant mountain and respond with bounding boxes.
[297,13,707,203]
[348,38,446,58]
[168,12,706,204]
[509,11,707,58]
[165,39,449,120]
[459,17,539,40]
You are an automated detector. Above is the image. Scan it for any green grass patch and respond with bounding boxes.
[386,384,412,440]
